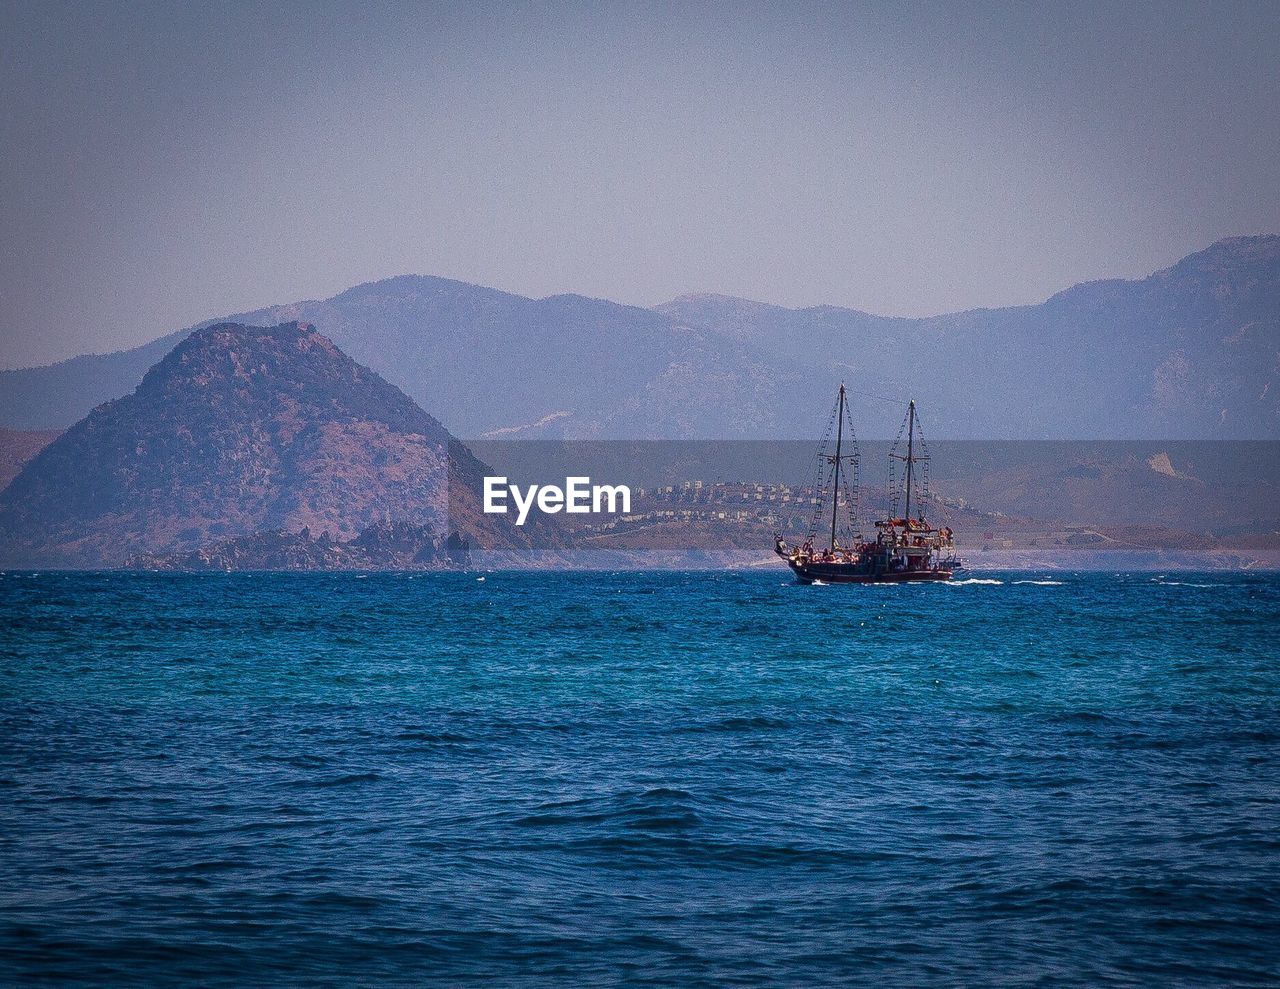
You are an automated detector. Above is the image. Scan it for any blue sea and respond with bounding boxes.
[2,569,1278,986]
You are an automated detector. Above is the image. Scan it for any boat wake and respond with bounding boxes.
[1013,579,1064,586]
[946,578,1004,586]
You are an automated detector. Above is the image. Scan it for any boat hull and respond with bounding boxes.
[786,559,955,584]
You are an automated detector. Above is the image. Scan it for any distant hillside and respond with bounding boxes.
[0,429,60,491]
[0,281,787,439]
[0,322,543,567]
[0,332,187,431]
[2,236,1276,438]
[659,236,1280,438]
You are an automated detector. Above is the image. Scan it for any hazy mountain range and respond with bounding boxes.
[0,320,1274,569]
[3,236,1276,440]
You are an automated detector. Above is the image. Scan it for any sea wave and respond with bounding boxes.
[4,569,1279,986]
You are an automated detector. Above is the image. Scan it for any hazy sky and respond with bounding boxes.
[2,0,1278,367]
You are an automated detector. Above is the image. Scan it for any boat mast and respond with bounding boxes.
[830,384,845,549]
[903,399,915,522]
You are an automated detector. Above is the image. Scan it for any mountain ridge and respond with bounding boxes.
[9,235,1275,370]
[1,235,1276,439]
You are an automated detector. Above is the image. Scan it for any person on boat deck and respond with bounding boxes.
[775,536,788,556]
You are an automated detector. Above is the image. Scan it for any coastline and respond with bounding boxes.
[7,547,1278,575]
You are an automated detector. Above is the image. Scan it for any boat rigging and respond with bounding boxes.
[774,387,963,584]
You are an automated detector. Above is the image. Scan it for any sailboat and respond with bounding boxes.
[774,385,962,584]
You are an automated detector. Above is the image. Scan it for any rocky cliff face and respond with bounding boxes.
[0,322,516,566]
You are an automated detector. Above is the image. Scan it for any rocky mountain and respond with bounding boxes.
[0,322,540,567]
[1,236,1276,439]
